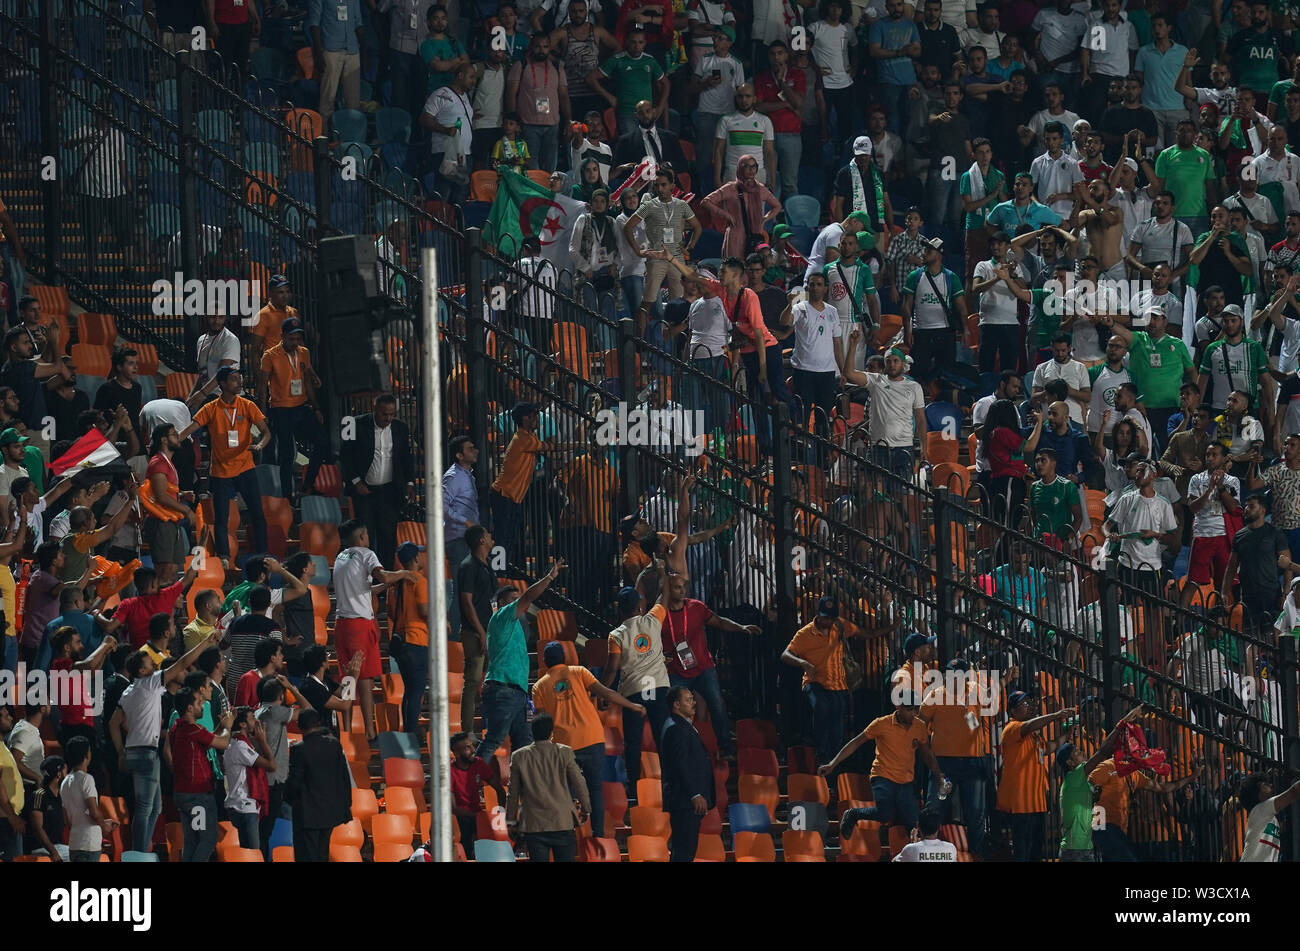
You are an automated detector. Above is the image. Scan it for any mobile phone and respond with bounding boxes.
[711,69,721,80]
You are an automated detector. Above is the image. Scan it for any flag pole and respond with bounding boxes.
[421,246,451,862]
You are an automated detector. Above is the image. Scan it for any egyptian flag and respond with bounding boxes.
[51,427,122,476]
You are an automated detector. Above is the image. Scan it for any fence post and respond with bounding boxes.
[176,51,200,362]
[464,229,489,501]
[312,136,333,236]
[932,487,957,660]
[772,405,796,645]
[1281,637,1300,859]
[38,2,61,283]
[1099,560,1123,726]
[617,317,639,515]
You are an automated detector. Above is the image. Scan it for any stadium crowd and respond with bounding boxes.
[4,0,1300,864]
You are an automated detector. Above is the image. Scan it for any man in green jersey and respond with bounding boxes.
[1104,305,1196,451]
[1055,703,1147,861]
[1030,447,1082,540]
[1197,304,1268,413]
[1152,118,1216,236]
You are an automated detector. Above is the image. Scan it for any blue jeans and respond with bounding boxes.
[688,355,730,434]
[926,166,962,234]
[395,640,428,735]
[774,132,801,199]
[522,122,560,173]
[671,668,731,752]
[926,754,988,857]
[1008,810,1046,862]
[841,776,919,831]
[231,809,260,850]
[978,323,1021,374]
[488,489,523,568]
[2,635,15,676]
[693,111,724,193]
[475,681,530,762]
[210,467,268,560]
[875,82,910,135]
[125,747,162,854]
[621,274,644,319]
[175,791,219,862]
[616,112,639,137]
[572,741,606,837]
[871,445,915,490]
[269,405,331,498]
[740,345,795,456]
[621,685,669,789]
[1093,825,1137,861]
[804,683,847,764]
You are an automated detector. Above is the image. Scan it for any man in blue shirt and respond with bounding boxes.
[442,435,480,568]
[987,173,1064,234]
[867,0,921,135]
[41,586,123,673]
[476,559,565,763]
[1029,399,1095,484]
[308,0,364,125]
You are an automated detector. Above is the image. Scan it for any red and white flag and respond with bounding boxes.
[51,428,122,476]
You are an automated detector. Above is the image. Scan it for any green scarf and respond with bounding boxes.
[849,160,887,232]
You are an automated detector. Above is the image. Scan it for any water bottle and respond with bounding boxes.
[454,118,462,131]
[938,778,953,801]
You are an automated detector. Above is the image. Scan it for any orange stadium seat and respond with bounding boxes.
[733,831,776,862]
[627,835,670,862]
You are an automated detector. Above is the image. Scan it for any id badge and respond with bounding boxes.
[290,379,304,396]
[234,0,244,5]
[410,12,418,29]
[662,227,675,245]
[337,3,348,21]
[228,430,240,448]
[1149,352,1161,367]
[535,96,551,115]
[965,711,979,731]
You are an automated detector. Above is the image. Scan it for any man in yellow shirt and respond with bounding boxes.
[0,706,24,860]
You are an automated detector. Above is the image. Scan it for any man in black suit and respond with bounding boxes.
[610,99,688,189]
[340,393,412,568]
[659,685,716,862]
[284,709,352,862]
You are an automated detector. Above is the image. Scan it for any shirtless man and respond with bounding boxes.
[1074,177,1126,281]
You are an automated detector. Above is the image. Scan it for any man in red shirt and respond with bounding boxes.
[169,686,234,862]
[234,639,286,709]
[48,626,117,766]
[114,561,200,649]
[450,731,505,847]
[661,572,759,754]
[754,39,805,200]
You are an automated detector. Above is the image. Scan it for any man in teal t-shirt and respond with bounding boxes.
[475,559,564,761]
[419,5,469,95]
[1057,704,1147,860]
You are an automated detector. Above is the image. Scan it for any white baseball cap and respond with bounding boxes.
[853,136,873,156]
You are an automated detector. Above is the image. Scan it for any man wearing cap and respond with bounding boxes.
[0,428,32,513]
[390,541,430,735]
[249,275,296,392]
[180,368,271,569]
[1104,306,1195,451]
[782,597,862,764]
[823,230,881,368]
[770,223,810,277]
[1197,302,1267,414]
[909,236,972,381]
[890,631,936,702]
[260,318,329,502]
[841,340,929,484]
[997,690,1076,861]
[831,136,893,254]
[823,691,946,845]
[533,639,645,841]
[603,562,671,791]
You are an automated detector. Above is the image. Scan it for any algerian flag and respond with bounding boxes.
[484,166,583,269]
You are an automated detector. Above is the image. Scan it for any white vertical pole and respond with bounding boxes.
[421,246,452,861]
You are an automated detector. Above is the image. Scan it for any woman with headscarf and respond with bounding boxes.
[570,157,604,201]
[569,187,622,293]
[700,154,782,259]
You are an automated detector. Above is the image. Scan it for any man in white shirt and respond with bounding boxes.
[1183,442,1240,608]
[1238,772,1300,861]
[1029,121,1084,219]
[781,272,843,448]
[1250,126,1300,214]
[970,231,1031,379]
[1128,261,1185,329]
[892,809,959,861]
[332,518,417,739]
[1126,191,1195,280]
[959,4,1004,57]
[1033,334,1092,425]
[194,311,241,390]
[419,61,477,204]
[713,84,776,190]
[1031,0,1086,95]
[109,633,214,853]
[844,347,927,483]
